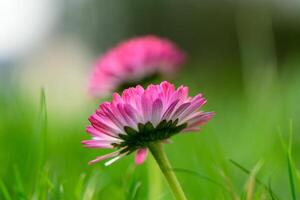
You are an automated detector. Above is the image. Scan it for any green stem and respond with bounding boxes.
[148,142,187,200]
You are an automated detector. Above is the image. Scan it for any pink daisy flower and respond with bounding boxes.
[83,81,214,166]
[89,36,186,97]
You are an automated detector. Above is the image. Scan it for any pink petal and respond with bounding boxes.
[86,126,119,140]
[117,104,136,128]
[88,149,122,165]
[178,95,206,121]
[147,84,160,98]
[100,103,124,130]
[95,108,122,130]
[135,148,148,165]
[110,103,127,126]
[123,103,139,123]
[135,85,145,95]
[186,112,215,128]
[141,92,152,122]
[89,115,120,137]
[160,81,175,101]
[160,81,175,93]
[122,88,135,105]
[112,92,123,105]
[82,140,114,148]
[105,153,128,166]
[169,86,188,104]
[170,102,191,120]
[162,99,180,120]
[151,99,163,126]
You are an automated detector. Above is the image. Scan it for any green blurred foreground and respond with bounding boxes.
[0,60,300,199]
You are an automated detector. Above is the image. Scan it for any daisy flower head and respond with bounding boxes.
[89,36,186,98]
[83,81,214,166]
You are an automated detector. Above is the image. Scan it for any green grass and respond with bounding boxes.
[0,178,11,200]
[0,61,300,199]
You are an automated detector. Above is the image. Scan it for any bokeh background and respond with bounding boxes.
[1,0,300,199]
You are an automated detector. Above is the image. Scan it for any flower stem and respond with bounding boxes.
[148,142,187,200]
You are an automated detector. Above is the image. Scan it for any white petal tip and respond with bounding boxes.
[104,155,123,166]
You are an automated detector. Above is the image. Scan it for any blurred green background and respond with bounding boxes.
[1,0,300,199]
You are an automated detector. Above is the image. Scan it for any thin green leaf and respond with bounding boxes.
[296,169,300,192]
[75,174,86,200]
[229,159,279,200]
[268,178,277,200]
[82,170,107,200]
[29,88,48,199]
[172,168,229,194]
[37,168,55,200]
[216,166,239,200]
[37,88,48,164]
[287,119,297,200]
[288,153,297,200]
[0,179,12,200]
[277,126,287,151]
[229,160,251,177]
[277,120,298,199]
[129,181,142,200]
[13,165,26,200]
[288,119,293,154]
[245,160,263,200]
[122,163,142,200]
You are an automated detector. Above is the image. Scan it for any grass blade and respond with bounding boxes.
[278,120,297,200]
[129,181,142,200]
[13,165,26,199]
[287,120,297,200]
[277,120,298,200]
[37,167,55,200]
[172,167,229,193]
[288,153,297,200]
[245,160,263,200]
[268,179,277,200]
[29,88,48,198]
[288,152,297,200]
[217,167,239,200]
[229,159,279,200]
[37,88,48,165]
[82,170,107,200]
[296,169,300,193]
[0,179,12,200]
[75,173,86,200]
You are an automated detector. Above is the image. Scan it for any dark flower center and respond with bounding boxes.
[117,72,160,92]
[113,119,187,154]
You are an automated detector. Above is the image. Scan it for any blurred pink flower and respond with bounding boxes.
[89,36,186,97]
[83,81,214,166]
